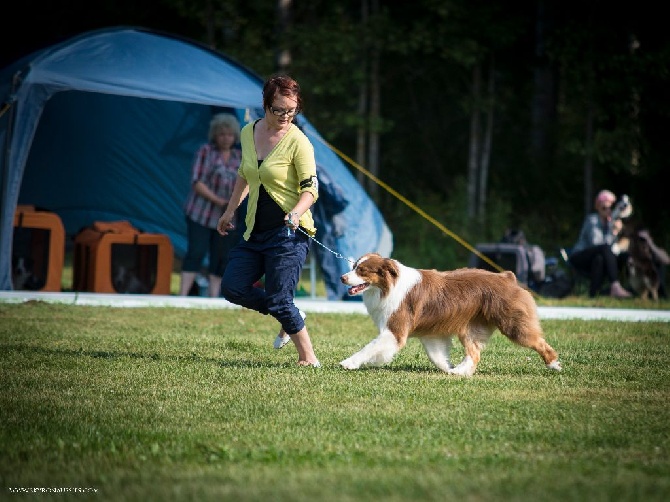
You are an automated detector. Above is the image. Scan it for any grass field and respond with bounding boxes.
[1,301,669,501]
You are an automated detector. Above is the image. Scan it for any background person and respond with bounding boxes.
[180,113,242,298]
[569,189,631,298]
[217,74,320,368]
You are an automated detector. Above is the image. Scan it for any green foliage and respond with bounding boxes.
[1,302,669,501]
[135,0,670,256]
[20,0,670,262]
[388,176,512,269]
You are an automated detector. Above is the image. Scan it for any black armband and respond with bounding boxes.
[300,175,318,191]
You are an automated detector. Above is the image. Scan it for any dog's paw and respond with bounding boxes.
[448,358,476,377]
[339,358,360,370]
[447,368,474,377]
[447,363,475,377]
[547,360,562,371]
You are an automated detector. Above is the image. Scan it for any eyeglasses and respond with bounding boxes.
[269,105,299,117]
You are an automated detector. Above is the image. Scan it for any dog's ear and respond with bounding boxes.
[381,260,398,278]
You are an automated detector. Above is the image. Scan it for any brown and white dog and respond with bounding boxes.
[340,253,562,376]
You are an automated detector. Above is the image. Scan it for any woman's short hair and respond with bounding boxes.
[262,74,302,112]
[209,113,241,143]
[594,189,616,209]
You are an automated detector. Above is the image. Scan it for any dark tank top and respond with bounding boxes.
[252,159,286,234]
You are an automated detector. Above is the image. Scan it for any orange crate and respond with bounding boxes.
[73,223,173,295]
[12,207,65,292]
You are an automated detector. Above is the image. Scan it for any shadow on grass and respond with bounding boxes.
[2,343,345,370]
[3,343,565,376]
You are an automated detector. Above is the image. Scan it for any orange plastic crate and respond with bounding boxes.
[12,207,65,292]
[73,223,173,295]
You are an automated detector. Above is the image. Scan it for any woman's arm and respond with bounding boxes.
[284,191,315,229]
[217,175,249,235]
[193,181,226,207]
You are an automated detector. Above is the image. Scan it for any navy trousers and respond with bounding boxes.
[221,226,309,335]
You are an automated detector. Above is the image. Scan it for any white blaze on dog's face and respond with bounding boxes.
[341,254,374,296]
[340,253,407,302]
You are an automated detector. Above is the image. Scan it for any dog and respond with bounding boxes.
[112,264,149,294]
[626,230,660,300]
[339,253,562,376]
[12,256,33,290]
[11,255,42,290]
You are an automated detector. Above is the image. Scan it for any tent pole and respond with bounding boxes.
[0,72,20,289]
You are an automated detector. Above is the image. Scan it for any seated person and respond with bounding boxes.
[569,189,631,298]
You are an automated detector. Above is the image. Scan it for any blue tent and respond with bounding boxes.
[0,26,392,297]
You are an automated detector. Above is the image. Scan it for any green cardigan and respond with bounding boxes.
[238,121,319,239]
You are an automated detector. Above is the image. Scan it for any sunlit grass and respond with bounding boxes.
[1,302,669,501]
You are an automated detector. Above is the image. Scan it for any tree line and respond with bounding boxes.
[6,0,669,269]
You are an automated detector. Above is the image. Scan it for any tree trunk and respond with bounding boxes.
[356,0,369,189]
[582,47,595,215]
[467,63,482,220]
[367,21,380,202]
[276,0,292,72]
[530,0,555,163]
[478,57,495,221]
[205,0,215,49]
[583,100,594,215]
[629,35,641,175]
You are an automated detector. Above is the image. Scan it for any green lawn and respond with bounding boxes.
[1,302,669,501]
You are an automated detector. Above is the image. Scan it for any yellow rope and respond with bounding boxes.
[310,134,507,274]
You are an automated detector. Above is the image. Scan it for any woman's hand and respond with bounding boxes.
[284,211,300,230]
[612,218,623,236]
[217,211,236,236]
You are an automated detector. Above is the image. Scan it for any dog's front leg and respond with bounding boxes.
[420,336,454,372]
[340,329,400,369]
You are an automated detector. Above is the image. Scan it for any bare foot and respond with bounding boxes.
[297,359,321,368]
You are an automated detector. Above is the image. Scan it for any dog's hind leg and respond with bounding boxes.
[420,336,454,372]
[504,323,562,371]
[340,329,401,369]
[522,336,562,371]
[449,320,495,377]
[449,324,493,377]
[449,342,482,377]
[496,301,562,371]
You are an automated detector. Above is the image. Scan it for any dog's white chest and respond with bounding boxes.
[364,265,421,326]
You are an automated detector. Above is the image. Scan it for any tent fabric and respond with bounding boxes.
[0,26,393,297]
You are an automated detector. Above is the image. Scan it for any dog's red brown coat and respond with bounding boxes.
[340,253,561,376]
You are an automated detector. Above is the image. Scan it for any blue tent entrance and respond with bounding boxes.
[0,26,392,298]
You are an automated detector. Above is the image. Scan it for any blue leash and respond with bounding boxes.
[287,214,355,266]
[290,225,355,266]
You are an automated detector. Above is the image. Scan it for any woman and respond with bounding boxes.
[180,113,242,298]
[217,74,320,367]
[569,189,631,298]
